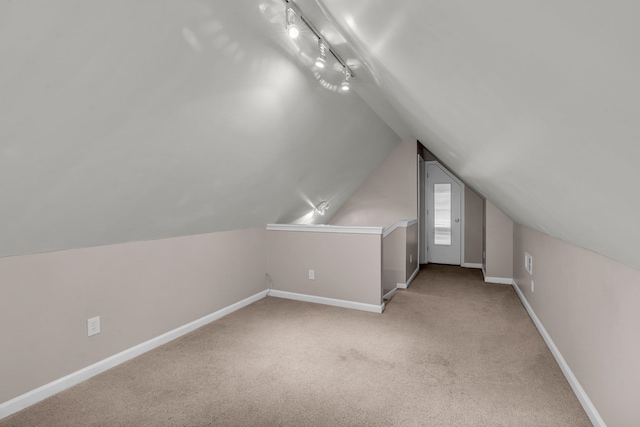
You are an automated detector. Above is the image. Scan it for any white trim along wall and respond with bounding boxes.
[0,290,269,420]
[267,224,383,235]
[511,281,605,427]
[383,219,418,238]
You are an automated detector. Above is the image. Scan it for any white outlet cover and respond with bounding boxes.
[87,316,100,337]
[524,252,533,275]
[531,280,535,292]
[308,270,315,280]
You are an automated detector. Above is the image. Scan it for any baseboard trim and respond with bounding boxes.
[511,281,605,427]
[484,276,513,285]
[268,290,384,313]
[481,267,513,284]
[462,263,483,269]
[383,288,397,300]
[406,265,420,287]
[397,265,420,289]
[0,289,269,420]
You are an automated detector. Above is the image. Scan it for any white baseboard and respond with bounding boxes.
[397,265,420,289]
[462,263,483,269]
[484,276,513,285]
[0,289,269,420]
[511,281,605,427]
[481,267,513,284]
[268,290,384,313]
[383,288,397,300]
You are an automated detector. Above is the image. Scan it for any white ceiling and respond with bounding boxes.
[0,0,399,257]
[3,0,640,271]
[303,0,640,269]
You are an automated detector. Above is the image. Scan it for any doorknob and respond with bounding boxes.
[454,218,460,222]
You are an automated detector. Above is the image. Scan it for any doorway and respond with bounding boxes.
[423,162,464,265]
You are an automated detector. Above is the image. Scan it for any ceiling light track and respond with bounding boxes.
[284,0,353,79]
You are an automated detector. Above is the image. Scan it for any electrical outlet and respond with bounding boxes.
[524,252,533,275]
[410,254,413,263]
[531,280,535,293]
[308,270,315,280]
[87,316,100,337]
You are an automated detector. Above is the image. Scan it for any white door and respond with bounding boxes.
[426,163,461,265]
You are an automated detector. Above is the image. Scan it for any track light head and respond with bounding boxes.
[287,24,299,39]
[341,69,351,91]
[315,40,327,68]
[314,201,330,216]
[285,7,299,39]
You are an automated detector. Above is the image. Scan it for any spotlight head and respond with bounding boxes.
[314,201,330,216]
[315,41,327,68]
[285,7,299,39]
[286,24,299,38]
[341,70,351,91]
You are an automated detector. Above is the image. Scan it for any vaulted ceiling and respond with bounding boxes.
[0,1,399,257]
[308,0,640,269]
[2,0,639,271]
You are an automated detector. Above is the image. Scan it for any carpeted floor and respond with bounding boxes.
[1,265,591,426]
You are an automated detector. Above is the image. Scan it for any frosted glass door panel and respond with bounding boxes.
[434,183,451,245]
[426,163,461,265]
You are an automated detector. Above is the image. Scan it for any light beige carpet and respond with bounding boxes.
[1,265,591,426]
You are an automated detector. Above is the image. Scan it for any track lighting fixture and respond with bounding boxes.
[314,201,330,216]
[283,0,354,91]
[341,69,351,92]
[285,6,299,39]
[315,40,327,69]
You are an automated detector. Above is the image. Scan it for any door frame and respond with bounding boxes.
[422,161,466,266]
[418,154,428,266]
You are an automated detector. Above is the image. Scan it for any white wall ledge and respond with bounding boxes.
[382,218,418,238]
[267,224,383,235]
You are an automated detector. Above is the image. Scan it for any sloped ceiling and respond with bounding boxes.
[0,1,401,257]
[309,0,640,269]
[3,0,639,272]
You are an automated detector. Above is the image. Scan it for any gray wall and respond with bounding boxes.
[513,224,640,426]
[405,223,419,281]
[329,140,417,227]
[267,230,382,306]
[383,228,405,296]
[0,228,267,403]
[464,189,484,265]
[484,200,513,279]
